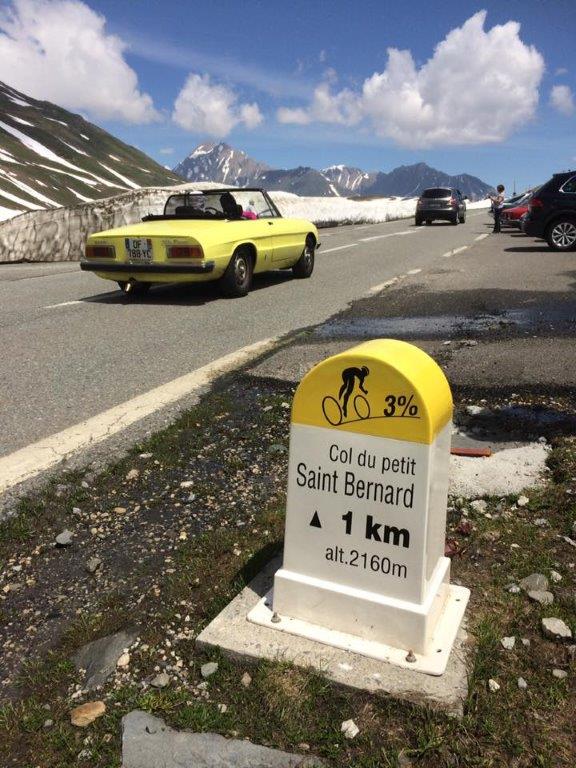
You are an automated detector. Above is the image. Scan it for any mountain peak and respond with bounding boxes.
[174,142,271,186]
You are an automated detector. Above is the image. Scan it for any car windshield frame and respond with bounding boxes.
[159,188,282,220]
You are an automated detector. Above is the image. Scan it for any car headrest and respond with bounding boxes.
[219,193,240,217]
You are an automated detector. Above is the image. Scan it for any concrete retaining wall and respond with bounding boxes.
[0,187,175,263]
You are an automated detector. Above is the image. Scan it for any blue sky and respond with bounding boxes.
[1,0,575,191]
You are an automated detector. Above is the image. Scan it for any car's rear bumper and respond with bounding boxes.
[416,209,459,221]
[522,220,545,237]
[80,261,215,274]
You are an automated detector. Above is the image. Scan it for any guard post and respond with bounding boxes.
[248,339,469,674]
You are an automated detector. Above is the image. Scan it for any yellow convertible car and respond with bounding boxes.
[81,188,319,298]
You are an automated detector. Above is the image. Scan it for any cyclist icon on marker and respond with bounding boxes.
[338,366,369,417]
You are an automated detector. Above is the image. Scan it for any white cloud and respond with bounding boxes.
[0,0,158,123]
[555,67,568,76]
[550,84,575,116]
[172,74,263,136]
[278,81,359,127]
[277,11,544,148]
[159,147,174,155]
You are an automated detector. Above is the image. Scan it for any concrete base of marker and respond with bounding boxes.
[265,556,468,669]
[196,557,472,717]
[249,584,468,676]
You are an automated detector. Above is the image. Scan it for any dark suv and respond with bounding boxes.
[523,170,576,250]
[415,188,467,226]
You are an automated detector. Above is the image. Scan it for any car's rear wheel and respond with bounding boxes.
[415,216,423,226]
[117,281,151,297]
[451,213,459,225]
[292,238,315,279]
[425,219,432,225]
[220,248,253,297]
[546,218,576,251]
[459,213,466,224]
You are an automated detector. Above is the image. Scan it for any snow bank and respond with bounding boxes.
[271,192,490,226]
[0,206,21,222]
[270,192,418,226]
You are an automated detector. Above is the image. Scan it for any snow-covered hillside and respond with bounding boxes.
[0,81,182,220]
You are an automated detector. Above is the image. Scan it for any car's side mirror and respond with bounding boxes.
[463,196,469,201]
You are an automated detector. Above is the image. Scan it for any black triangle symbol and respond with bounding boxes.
[310,511,322,528]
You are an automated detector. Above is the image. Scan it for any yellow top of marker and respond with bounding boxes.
[291,339,452,445]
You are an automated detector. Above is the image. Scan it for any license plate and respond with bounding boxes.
[125,238,152,263]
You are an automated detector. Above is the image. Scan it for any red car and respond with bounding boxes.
[500,190,538,228]
[500,203,529,228]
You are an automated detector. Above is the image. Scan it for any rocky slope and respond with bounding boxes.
[362,162,492,200]
[174,143,493,200]
[0,81,183,220]
[321,165,376,195]
[173,143,270,186]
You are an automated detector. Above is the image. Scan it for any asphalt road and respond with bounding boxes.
[0,211,492,458]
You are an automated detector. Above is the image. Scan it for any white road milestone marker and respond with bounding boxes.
[248,339,470,675]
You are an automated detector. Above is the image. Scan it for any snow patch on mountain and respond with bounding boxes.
[0,169,61,207]
[98,163,140,189]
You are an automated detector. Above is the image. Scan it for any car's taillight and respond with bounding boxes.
[529,197,544,210]
[450,197,458,207]
[85,245,115,259]
[167,245,203,259]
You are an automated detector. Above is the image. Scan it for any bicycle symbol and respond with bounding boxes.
[322,394,371,426]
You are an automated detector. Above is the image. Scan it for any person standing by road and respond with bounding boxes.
[489,184,506,233]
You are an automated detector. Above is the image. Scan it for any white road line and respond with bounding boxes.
[366,277,399,295]
[359,229,416,242]
[321,244,359,254]
[407,268,422,275]
[0,337,278,495]
[44,300,83,309]
[441,246,469,258]
[475,233,489,241]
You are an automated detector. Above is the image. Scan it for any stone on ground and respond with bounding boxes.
[340,719,359,739]
[541,618,573,641]
[85,556,102,574]
[121,711,324,767]
[200,662,218,678]
[520,573,549,592]
[73,629,138,690]
[71,701,106,727]
[528,590,554,606]
[552,669,568,679]
[55,529,73,547]
[150,672,170,689]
